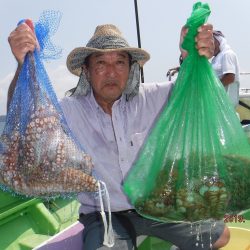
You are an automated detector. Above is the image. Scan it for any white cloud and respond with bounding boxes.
[0,64,78,115]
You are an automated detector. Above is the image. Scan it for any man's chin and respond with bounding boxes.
[104,92,122,102]
[103,87,122,98]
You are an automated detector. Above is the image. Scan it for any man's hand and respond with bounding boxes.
[195,24,214,58]
[180,23,214,60]
[8,19,39,65]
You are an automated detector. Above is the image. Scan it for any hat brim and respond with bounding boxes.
[66,47,150,76]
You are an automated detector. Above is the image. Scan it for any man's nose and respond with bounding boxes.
[105,63,116,77]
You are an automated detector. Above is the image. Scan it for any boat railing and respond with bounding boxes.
[239,89,250,98]
[240,88,250,93]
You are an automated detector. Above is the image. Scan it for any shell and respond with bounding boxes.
[0,104,97,197]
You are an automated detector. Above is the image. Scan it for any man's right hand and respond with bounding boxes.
[8,19,39,65]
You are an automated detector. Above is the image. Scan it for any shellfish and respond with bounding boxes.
[0,104,98,198]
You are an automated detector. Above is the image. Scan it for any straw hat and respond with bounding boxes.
[66,24,150,76]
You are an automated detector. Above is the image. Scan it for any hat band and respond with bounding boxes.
[86,35,129,49]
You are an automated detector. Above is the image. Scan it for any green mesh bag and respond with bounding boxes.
[123,2,250,223]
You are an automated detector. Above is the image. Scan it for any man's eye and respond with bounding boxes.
[96,60,105,65]
[117,60,125,65]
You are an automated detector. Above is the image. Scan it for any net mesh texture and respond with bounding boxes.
[123,2,250,223]
[0,10,98,199]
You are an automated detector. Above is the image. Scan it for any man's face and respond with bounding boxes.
[86,51,130,104]
[213,37,220,56]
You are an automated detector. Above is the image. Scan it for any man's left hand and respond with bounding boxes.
[195,23,214,58]
[180,23,214,60]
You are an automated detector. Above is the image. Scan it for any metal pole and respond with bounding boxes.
[134,0,144,83]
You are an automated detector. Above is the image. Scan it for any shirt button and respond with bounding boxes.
[121,158,124,162]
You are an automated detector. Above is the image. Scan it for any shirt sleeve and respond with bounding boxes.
[221,51,238,75]
[134,81,175,128]
[141,81,174,109]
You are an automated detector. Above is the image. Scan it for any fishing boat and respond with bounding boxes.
[1,1,250,247]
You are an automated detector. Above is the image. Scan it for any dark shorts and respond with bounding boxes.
[79,210,225,250]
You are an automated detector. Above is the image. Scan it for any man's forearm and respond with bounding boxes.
[7,65,22,109]
[220,73,235,87]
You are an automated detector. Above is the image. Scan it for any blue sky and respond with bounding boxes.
[1,0,250,115]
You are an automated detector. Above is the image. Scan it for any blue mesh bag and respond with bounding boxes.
[0,11,98,198]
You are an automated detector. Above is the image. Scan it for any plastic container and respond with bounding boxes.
[0,190,80,250]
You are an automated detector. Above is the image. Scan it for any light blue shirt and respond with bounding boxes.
[60,81,174,214]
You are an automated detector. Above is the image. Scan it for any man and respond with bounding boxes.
[212,30,240,108]
[8,22,230,250]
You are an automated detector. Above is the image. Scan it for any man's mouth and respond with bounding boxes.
[103,80,119,88]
